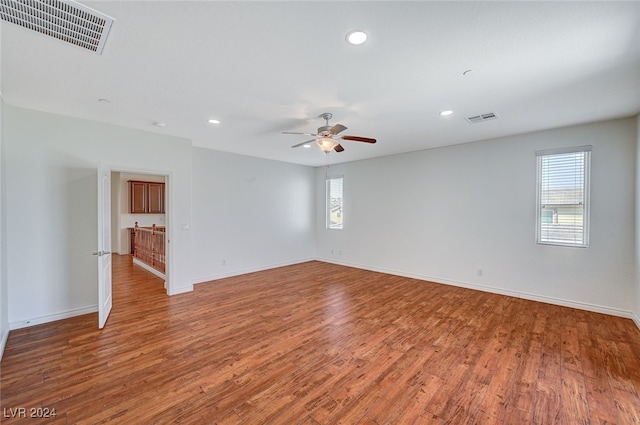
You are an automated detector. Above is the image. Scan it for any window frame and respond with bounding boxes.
[326,175,344,230]
[535,145,591,248]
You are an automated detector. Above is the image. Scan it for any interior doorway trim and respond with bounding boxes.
[108,165,173,295]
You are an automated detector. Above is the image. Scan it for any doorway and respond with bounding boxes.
[101,167,171,327]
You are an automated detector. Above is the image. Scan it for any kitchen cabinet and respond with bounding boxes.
[129,181,165,214]
[147,183,165,213]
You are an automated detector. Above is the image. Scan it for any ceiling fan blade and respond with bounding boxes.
[341,135,377,144]
[329,124,348,135]
[291,139,316,148]
[282,131,317,136]
[334,144,345,152]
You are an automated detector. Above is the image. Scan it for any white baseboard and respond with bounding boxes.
[193,257,315,285]
[316,257,639,324]
[9,305,98,331]
[0,328,9,361]
[168,285,193,295]
[132,257,166,280]
[632,312,640,330]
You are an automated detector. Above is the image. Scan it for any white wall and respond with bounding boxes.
[316,117,637,317]
[635,114,640,326]
[191,147,315,283]
[0,104,6,356]
[4,105,193,328]
[0,55,9,356]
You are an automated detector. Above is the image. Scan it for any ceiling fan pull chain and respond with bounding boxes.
[325,152,330,177]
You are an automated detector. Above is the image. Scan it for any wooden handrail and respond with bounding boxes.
[133,222,166,274]
[135,226,166,234]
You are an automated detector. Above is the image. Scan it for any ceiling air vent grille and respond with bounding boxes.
[0,0,114,54]
[465,112,499,124]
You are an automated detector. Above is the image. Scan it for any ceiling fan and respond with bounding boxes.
[282,113,376,153]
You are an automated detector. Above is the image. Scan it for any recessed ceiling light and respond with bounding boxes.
[440,110,454,116]
[208,119,220,124]
[346,30,367,45]
[153,122,167,127]
[97,98,110,104]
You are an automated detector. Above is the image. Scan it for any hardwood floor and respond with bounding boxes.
[2,255,640,424]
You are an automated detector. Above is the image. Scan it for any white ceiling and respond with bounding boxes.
[2,1,639,167]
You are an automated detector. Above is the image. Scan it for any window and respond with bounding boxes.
[326,176,343,230]
[536,146,591,247]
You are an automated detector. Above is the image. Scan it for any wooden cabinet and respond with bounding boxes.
[129,181,165,214]
[147,183,165,214]
[130,181,147,213]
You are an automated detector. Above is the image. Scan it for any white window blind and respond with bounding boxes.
[536,146,591,247]
[326,177,343,230]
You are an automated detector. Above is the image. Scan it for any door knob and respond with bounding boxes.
[92,251,111,256]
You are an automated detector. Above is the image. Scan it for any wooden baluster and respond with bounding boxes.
[151,224,156,269]
[159,231,165,273]
[131,223,165,274]
[134,222,139,258]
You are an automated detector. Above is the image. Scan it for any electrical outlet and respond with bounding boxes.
[477,269,483,276]
[221,259,226,266]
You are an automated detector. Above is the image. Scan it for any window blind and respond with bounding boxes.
[326,177,343,230]
[536,146,591,247]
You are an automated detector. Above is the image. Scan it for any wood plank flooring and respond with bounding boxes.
[2,255,640,424]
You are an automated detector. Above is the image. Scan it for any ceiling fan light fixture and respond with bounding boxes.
[317,137,338,152]
[284,112,375,153]
[346,30,367,45]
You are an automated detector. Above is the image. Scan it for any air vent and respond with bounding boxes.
[465,112,499,124]
[0,0,114,54]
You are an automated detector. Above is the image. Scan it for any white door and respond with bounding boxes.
[97,164,112,328]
